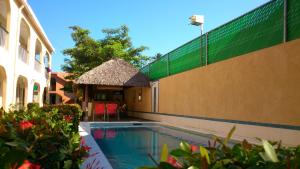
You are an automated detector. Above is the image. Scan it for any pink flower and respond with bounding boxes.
[167,156,182,168]
[18,160,40,169]
[19,121,34,130]
[80,137,86,146]
[191,144,198,152]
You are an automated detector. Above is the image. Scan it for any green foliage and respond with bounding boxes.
[139,127,300,169]
[27,103,40,111]
[61,25,150,80]
[0,105,87,169]
[42,104,82,132]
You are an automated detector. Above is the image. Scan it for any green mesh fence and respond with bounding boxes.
[208,0,283,64]
[142,0,300,81]
[287,0,300,40]
[149,56,168,80]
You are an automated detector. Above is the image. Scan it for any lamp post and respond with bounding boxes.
[189,15,204,66]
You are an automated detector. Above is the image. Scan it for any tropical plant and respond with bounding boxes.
[0,105,88,169]
[139,127,300,169]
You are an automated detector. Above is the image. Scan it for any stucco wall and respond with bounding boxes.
[158,39,300,126]
[124,87,151,112]
[128,39,300,127]
[0,0,53,109]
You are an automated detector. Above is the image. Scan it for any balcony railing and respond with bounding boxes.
[0,25,8,48]
[18,45,28,63]
[34,59,41,72]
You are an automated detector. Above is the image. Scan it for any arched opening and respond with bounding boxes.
[43,87,48,104]
[44,52,50,79]
[0,0,10,48]
[34,40,42,72]
[18,19,30,63]
[16,76,28,110]
[32,82,40,104]
[0,66,7,109]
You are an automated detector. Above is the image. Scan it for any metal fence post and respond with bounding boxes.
[206,33,208,66]
[167,54,170,76]
[148,64,151,79]
[283,0,287,42]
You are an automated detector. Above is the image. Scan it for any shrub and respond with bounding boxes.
[42,104,82,132]
[0,106,88,169]
[27,103,40,111]
[139,127,300,169]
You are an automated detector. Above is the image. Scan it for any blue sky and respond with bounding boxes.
[28,0,269,72]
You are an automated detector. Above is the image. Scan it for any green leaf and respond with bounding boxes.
[261,140,279,163]
[180,141,191,152]
[170,149,190,157]
[160,144,169,162]
[200,146,210,164]
[188,166,199,169]
[159,162,177,169]
[63,160,72,169]
[224,126,236,146]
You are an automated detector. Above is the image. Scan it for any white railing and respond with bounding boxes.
[34,60,41,72]
[0,26,8,48]
[18,45,28,63]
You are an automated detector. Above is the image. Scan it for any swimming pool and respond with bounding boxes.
[89,122,213,169]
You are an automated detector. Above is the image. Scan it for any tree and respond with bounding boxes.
[61,25,149,80]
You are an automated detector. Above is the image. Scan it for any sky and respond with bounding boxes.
[28,0,270,72]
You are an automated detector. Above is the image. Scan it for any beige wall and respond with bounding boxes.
[158,39,300,126]
[124,87,151,112]
[128,39,300,126]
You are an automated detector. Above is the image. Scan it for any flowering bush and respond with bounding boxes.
[0,105,87,169]
[139,127,300,169]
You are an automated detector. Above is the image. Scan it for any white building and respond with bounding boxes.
[0,0,54,110]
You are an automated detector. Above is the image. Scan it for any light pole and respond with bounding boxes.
[189,15,204,66]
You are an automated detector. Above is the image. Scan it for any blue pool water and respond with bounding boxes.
[91,123,212,169]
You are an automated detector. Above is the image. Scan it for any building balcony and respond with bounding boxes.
[18,45,28,63]
[0,25,8,48]
[34,59,41,72]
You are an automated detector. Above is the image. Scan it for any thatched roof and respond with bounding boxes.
[75,58,150,87]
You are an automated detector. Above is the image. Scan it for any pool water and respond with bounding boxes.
[91,124,211,169]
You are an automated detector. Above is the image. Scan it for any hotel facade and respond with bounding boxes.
[0,0,54,110]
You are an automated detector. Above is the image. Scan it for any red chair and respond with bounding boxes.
[94,102,106,121]
[93,129,104,140]
[106,103,119,121]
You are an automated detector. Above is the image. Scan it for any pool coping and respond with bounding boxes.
[79,122,113,169]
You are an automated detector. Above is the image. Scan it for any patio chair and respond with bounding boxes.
[106,103,119,121]
[94,102,106,121]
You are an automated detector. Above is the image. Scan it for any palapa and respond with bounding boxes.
[75,58,149,87]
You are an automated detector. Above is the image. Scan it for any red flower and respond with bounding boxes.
[63,115,73,123]
[18,160,40,169]
[82,145,91,152]
[167,156,182,168]
[19,121,33,130]
[80,137,86,146]
[191,144,198,152]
